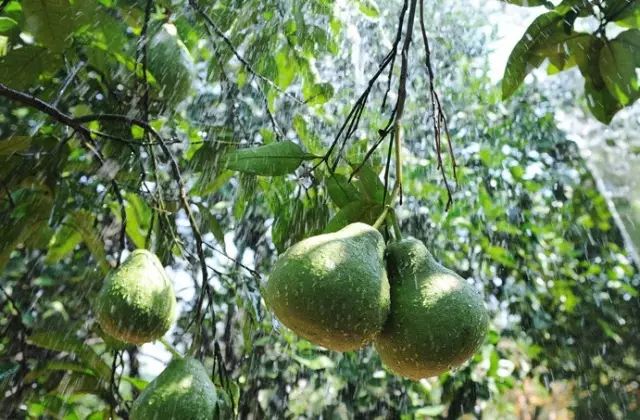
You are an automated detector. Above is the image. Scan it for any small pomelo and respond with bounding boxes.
[94,249,176,345]
[130,357,231,420]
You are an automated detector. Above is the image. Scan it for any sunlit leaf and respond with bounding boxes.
[0,17,18,33]
[502,12,564,99]
[355,0,380,18]
[292,354,335,370]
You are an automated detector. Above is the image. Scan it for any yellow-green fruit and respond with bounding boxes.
[264,223,390,351]
[148,23,194,107]
[94,249,176,345]
[375,238,489,380]
[130,357,232,420]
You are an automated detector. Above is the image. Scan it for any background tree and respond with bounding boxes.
[1,0,639,418]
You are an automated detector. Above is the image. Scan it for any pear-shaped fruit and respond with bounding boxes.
[130,357,231,420]
[264,223,390,351]
[94,249,176,345]
[148,23,194,107]
[375,238,488,380]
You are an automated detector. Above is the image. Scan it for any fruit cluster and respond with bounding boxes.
[264,223,489,380]
[94,250,230,419]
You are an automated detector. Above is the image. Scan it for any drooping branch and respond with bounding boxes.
[318,0,413,181]
[419,0,456,210]
[76,113,217,339]
[393,0,420,204]
[0,84,218,339]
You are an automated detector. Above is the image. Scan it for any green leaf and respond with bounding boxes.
[605,0,640,26]
[122,192,152,249]
[23,361,94,383]
[68,210,110,275]
[554,0,592,16]
[502,12,564,99]
[0,46,62,89]
[28,330,112,381]
[351,163,386,204]
[0,362,19,392]
[501,0,552,6]
[303,81,334,105]
[21,0,91,52]
[0,136,31,155]
[120,375,149,391]
[274,47,297,90]
[45,225,82,264]
[0,190,52,270]
[223,141,313,176]
[486,245,516,268]
[355,0,380,17]
[292,354,335,370]
[324,199,381,233]
[599,30,640,106]
[0,17,18,33]
[326,174,360,208]
[584,77,623,124]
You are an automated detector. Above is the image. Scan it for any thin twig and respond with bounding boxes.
[202,241,261,278]
[189,0,303,104]
[419,0,455,210]
[393,0,420,204]
[382,0,410,110]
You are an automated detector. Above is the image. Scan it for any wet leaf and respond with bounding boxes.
[223,141,314,176]
[28,330,112,381]
[502,12,564,99]
[0,136,31,155]
[599,30,640,106]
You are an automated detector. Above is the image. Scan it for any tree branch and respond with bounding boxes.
[0,83,129,255]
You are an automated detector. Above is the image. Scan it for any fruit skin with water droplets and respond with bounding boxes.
[130,357,232,420]
[264,223,390,352]
[375,238,489,380]
[94,249,176,345]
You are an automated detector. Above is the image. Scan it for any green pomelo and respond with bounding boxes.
[94,249,176,345]
[147,23,194,107]
[375,238,489,380]
[264,223,390,352]
[130,357,232,420]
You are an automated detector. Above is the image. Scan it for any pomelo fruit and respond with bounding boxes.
[94,249,176,345]
[264,223,390,351]
[375,238,488,379]
[130,357,232,420]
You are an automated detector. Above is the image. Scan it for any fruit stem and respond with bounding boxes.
[160,337,183,359]
[373,182,400,230]
[388,209,403,240]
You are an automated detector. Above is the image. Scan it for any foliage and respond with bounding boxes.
[0,0,639,419]
[501,0,640,123]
